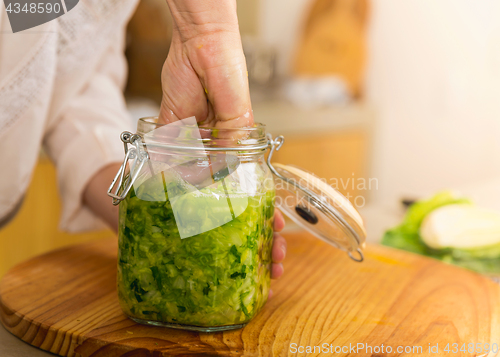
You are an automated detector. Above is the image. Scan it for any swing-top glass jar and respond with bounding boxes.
[108,117,366,332]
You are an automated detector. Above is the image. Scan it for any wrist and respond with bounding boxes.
[166,0,239,39]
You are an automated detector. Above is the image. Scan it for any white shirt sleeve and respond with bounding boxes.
[43,39,133,232]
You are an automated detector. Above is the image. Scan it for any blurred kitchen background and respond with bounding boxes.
[2,0,500,275]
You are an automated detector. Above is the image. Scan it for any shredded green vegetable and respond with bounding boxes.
[117,172,275,327]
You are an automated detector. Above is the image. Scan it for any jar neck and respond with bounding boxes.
[136,117,268,152]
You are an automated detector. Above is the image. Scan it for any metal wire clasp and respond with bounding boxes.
[107,131,149,205]
[266,134,296,186]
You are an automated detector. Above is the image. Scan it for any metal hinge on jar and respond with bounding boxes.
[107,132,149,206]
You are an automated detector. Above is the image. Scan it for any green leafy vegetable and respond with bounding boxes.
[117,172,275,328]
[382,191,500,275]
[382,191,470,254]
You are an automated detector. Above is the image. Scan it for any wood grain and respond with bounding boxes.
[1,232,500,357]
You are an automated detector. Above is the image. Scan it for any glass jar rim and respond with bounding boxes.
[137,116,267,133]
[136,117,269,152]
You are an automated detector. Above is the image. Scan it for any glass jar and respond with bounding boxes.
[108,117,366,332]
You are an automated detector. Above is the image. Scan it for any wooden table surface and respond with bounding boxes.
[1,232,500,357]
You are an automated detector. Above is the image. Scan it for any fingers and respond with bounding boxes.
[271,233,287,280]
[272,233,287,263]
[271,263,284,280]
[273,209,285,232]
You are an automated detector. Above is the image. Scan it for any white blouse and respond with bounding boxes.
[0,0,139,231]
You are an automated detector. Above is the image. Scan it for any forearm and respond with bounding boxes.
[83,163,121,233]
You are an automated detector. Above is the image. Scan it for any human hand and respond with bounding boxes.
[159,0,253,130]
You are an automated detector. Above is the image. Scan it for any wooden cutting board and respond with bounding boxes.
[1,232,500,357]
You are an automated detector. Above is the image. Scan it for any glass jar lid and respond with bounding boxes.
[267,137,366,262]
